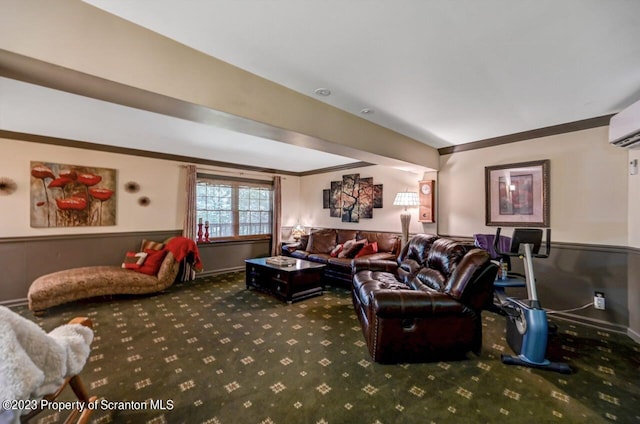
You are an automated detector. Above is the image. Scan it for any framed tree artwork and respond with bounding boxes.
[359,177,373,219]
[324,175,382,222]
[341,173,360,223]
[485,160,550,227]
[329,181,342,218]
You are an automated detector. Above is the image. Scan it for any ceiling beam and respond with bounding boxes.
[0,0,438,173]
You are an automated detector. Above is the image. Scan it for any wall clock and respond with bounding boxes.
[418,180,435,223]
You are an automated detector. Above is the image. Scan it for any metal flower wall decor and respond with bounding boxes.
[0,177,18,196]
[30,161,117,227]
[124,181,140,193]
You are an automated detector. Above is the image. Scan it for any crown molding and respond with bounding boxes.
[438,114,614,155]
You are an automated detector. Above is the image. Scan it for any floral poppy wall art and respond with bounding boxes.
[30,161,117,227]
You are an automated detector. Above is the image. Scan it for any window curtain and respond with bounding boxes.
[271,176,282,257]
[181,164,198,281]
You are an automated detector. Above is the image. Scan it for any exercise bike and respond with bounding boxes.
[493,228,571,374]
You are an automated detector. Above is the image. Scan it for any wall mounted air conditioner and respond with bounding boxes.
[609,98,640,148]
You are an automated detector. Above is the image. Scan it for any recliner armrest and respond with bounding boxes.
[372,290,465,318]
[443,249,496,311]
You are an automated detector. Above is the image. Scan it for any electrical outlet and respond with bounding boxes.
[594,291,605,310]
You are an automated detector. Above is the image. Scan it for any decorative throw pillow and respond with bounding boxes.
[355,241,378,258]
[136,249,168,276]
[140,239,165,251]
[122,251,148,269]
[337,240,356,258]
[330,244,344,257]
[339,239,367,258]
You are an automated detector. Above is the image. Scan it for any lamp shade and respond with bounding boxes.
[393,191,420,207]
[291,224,306,240]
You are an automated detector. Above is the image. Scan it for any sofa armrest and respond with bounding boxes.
[372,290,465,318]
[281,242,301,256]
[352,258,399,274]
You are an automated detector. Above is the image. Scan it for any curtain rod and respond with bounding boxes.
[180,164,287,180]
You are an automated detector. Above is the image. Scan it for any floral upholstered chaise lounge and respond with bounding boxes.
[27,237,201,314]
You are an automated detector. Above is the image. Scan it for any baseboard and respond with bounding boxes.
[628,327,640,344]
[551,311,629,335]
[199,266,244,277]
[0,298,28,308]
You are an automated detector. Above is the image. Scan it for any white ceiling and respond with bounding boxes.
[4,1,640,173]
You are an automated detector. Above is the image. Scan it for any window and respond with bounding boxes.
[196,175,273,241]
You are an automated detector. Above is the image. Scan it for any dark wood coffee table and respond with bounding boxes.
[245,257,325,303]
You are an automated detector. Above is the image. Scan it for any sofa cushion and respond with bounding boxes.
[426,238,467,278]
[400,234,439,265]
[307,229,337,254]
[358,231,400,254]
[339,238,367,258]
[336,229,358,245]
[352,271,409,307]
[358,252,396,262]
[413,268,446,291]
[355,241,378,258]
[326,256,352,269]
[307,253,331,264]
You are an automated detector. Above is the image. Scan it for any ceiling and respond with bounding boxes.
[0,77,358,173]
[4,0,640,173]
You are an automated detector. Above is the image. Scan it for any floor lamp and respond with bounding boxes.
[393,191,420,248]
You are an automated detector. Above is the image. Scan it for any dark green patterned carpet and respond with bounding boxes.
[14,272,640,424]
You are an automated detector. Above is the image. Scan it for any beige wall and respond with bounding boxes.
[0,138,300,237]
[439,126,639,339]
[299,165,437,235]
[438,126,629,245]
[0,138,183,236]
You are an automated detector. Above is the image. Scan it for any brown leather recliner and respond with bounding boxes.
[352,233,439,283]
[352,236,498,363]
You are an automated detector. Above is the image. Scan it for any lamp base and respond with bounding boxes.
[400,210,411,247]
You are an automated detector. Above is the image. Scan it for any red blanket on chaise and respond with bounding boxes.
[165,236,203,272]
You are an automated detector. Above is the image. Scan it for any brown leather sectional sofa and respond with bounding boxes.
[351,234,498,363]
[281,228,401,285]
